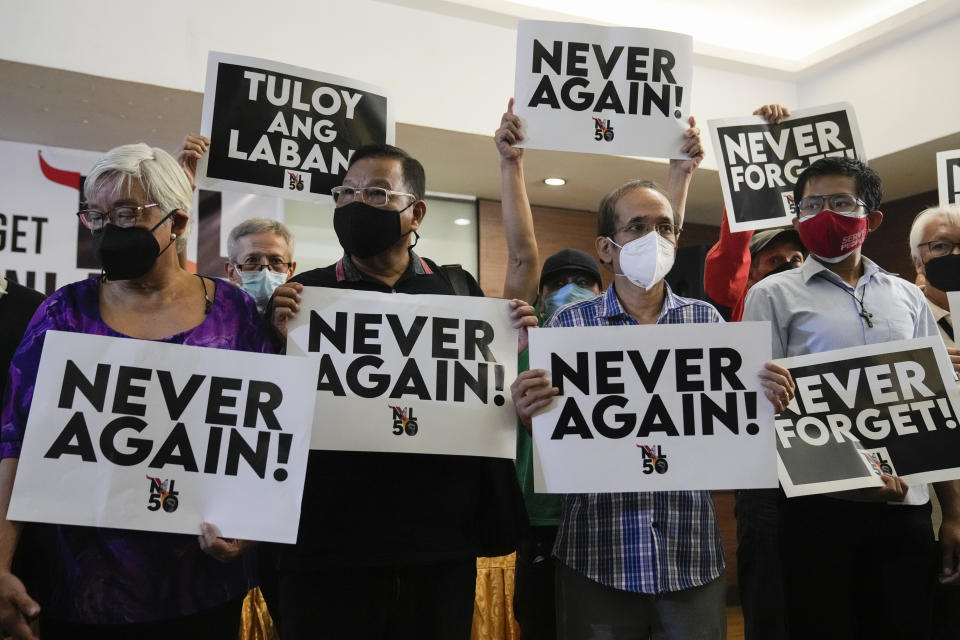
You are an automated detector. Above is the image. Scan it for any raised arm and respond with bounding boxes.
[664,116,705,228]
[496,98,540,303]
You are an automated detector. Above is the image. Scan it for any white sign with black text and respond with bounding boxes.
[513,20,693,159]
[8,331,317,543]
[528,322,776,493]
[287,288,519,458]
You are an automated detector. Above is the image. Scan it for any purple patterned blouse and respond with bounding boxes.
[1,276,276,624]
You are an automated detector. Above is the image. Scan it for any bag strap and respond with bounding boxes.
[439,264,471,297]
[939,316,955,342]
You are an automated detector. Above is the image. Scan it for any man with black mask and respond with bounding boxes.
[269,143,534,640]
[910,205,960,374]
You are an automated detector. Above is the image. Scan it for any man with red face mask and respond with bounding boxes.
[744,157,960,639]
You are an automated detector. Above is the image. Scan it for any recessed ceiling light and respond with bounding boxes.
[454,218,471,226]
[544,177,566,186]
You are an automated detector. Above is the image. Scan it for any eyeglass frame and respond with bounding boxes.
[232,258,294,274]
[917,238,960,260]
[610,218,681,240]
[330,185,418,206]
[76,203,162,230]
[796,193,869,219]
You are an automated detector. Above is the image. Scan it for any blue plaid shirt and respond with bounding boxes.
[548,283,726,593]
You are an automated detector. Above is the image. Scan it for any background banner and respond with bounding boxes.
[0,139,101,294]
[709,102,866,232]
[287,288,519,458]
[8,331,318,543]
[513,20,692,159]
[775,337,960,497]
[197,51,393,203]
[528,321,775,493]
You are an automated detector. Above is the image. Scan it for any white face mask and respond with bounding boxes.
[608,232,675,290]
[238,269,287,313]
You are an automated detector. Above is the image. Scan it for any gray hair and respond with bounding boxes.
[908,205,960,261]
[227,218,296,263]
[83,143,193,252]
[597,180,678,237]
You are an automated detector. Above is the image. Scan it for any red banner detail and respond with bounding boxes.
[38,150,82,190]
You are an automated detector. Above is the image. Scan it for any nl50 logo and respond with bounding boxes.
[637,444,668,475]
[146,475,180,513]
[389,405,419,436]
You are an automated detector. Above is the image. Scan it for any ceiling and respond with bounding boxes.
[0,58,954,227]
[389,0,960,73]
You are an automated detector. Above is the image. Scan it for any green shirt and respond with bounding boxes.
[514,347,562,527]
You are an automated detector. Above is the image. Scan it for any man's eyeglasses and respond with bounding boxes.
[796,194,867,218]
[330,186,417,207]
[613,220,680,239]
[234,258,293,274]
[917,239,960,259]
[77,203,160,231]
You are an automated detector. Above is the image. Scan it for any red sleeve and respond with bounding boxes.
[703,209,753,308]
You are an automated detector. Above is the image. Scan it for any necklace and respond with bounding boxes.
[821,277,873,328]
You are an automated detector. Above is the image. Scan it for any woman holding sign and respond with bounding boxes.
[0,144,273,639]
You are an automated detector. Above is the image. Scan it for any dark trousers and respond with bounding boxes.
[734,488,787,640]
[39,595,245,640]
[514,525,558,640]
[278,559,477,640]
[782,495,936,640]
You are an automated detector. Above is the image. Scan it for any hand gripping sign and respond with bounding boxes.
[528,322,776,493]
[286,288,519,458]
[513,20,693,160]
[774,337,960,497]
[197,51,393,203]
[8,331,317,543]
[709,102,866,232]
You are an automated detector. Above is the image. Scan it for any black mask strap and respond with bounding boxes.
[152,210,178,258]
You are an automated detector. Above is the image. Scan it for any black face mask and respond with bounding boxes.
[92,212,175,281]
[333,201,413,259]
[924,254,960,293]
[764,260,802,279]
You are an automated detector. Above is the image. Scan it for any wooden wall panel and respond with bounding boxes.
[865,189,939,281]
[478,198,721,299]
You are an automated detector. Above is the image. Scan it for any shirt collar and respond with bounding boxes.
[598,281,682,322]
[800,254,889,286]
[0,274,6,300]
[335,249,433,283]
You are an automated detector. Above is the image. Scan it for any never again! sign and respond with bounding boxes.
[286,288,519,458]
[528,322,776,493]
[8,331,317,543]
[513,20,693,159]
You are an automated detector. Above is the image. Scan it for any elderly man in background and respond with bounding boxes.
[909,204,960,640]
[910,205,960,368]
[224,218,297,313]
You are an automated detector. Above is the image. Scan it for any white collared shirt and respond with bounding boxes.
[745,255,938,505]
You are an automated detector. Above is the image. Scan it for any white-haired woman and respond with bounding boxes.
[0,143,272,639]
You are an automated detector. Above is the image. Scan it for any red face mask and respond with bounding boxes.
[796,210,868,262]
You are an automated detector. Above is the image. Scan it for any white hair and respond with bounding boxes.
[226,218,296,263]
[83,143,193,251]
[908,205,960,261]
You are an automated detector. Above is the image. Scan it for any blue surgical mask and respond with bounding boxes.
[239,269,287,313]
[543,283,597,324]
